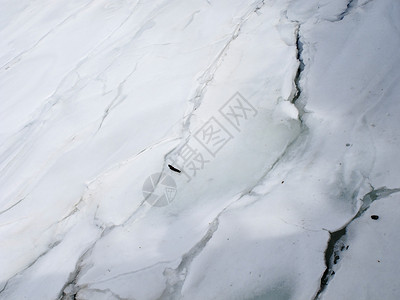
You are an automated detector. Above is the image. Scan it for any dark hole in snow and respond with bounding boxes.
[346,143,351,147]
[334,255,340,264]
[371,215,379,220]
[168,164,181,173]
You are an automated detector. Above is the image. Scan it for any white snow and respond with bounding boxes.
[1,0,400,299]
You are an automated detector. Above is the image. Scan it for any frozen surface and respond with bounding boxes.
[323,193,400,300]
[0,0,399,299]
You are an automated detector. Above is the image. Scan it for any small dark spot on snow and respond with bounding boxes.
[281,180,284,184]
[371,215,379,220]
[168,164,181,173]
[377,260,380,263]
[346,245,349,250]
[331,271,335,275]
[334,255,340,264]
[346,143,350,147]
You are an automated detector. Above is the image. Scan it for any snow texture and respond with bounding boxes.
[0,0,399,299]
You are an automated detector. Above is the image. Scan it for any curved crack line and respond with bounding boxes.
[0,239,62,296]
[57,228,105,300]
[86,260,174,286]
[313,186,400,300]
[232,22,308,202]
[53,3,273,297]
[162,0,266,153]
[1,0,96,70]
[158,218,220,299]
[0,197,25,216]
[98,3,272,251]
[337,0,358,21]
[144,1,269,213]
[0,0,142,165]
[156,13,310,298]
[96,61,140,132]
[74,287,130,300]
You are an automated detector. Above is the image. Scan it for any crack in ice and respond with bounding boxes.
[313,186,400,299]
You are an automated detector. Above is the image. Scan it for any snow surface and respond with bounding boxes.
[0,0,399,299]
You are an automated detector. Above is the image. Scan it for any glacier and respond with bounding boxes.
[0,0,400,299]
